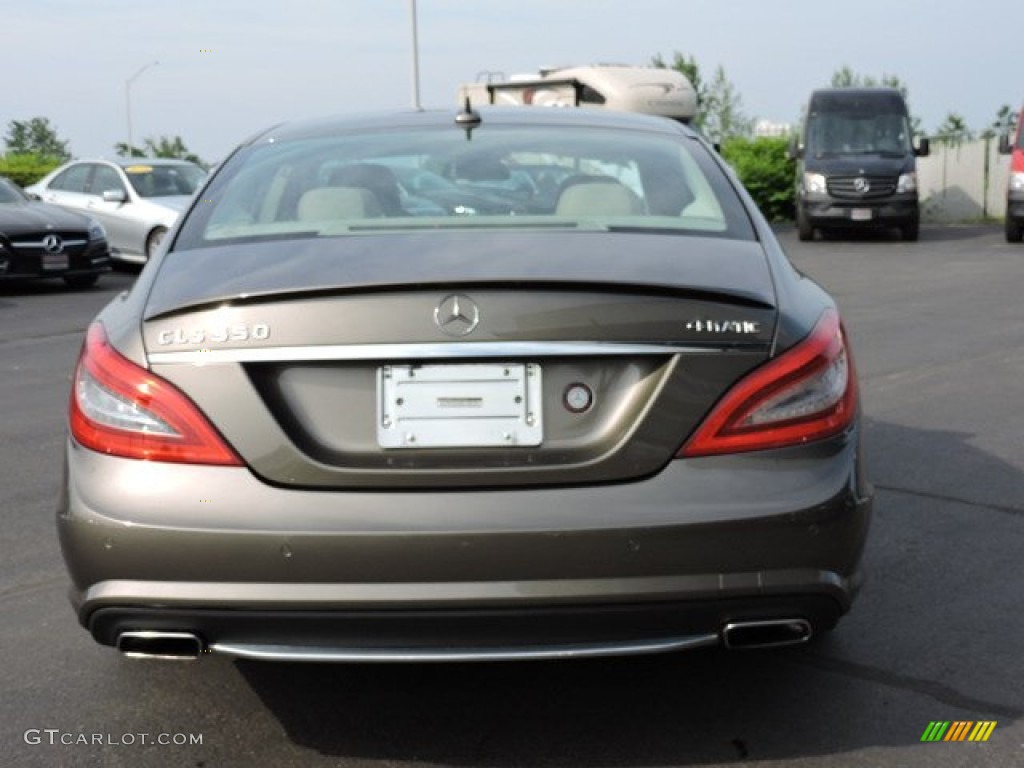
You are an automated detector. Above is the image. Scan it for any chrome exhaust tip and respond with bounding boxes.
[721,618,812,650]
[116,631,204,660]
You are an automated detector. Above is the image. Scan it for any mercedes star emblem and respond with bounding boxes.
[434,294,480,337]
[42,234,64,254]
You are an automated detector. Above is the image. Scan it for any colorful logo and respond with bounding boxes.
[920,721,997,742]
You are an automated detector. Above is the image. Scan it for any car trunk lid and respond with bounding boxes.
[144,231,778,488]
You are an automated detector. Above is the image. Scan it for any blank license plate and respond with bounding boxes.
[849,208,873,221]
[377,363,542,448]
[42,253,69,270]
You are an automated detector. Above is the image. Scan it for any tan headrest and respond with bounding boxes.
[555,179,643,216]
[297,186,384,220]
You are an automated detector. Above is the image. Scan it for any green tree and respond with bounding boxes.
[830,65,861,88]
[830,66,907,97]
[981,104,1018,140]
[4,117,71,160]
[113,141,147,158]
[651,50,705,111]
[112,135,205,167]
[828,67,922,137]
[701,65,753,142]
[934,112,973,146]
[652,51,749,140]
[144,135,204,165]
[0,154,63,187]
[720,136,795,221]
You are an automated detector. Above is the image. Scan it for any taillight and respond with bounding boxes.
[679,309,857,457]
[69,323,243,465]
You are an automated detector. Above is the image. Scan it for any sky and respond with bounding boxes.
[3,0,1018,164]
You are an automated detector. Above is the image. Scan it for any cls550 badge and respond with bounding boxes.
[156,323,271,346]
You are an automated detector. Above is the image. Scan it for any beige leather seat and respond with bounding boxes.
[327,165,405,215]
[555,177,644,216]
[297,186,383,221]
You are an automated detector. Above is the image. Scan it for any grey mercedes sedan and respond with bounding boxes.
[59,107,872,662]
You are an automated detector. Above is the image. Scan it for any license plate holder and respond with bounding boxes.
[41,253,69,270]
[377,363,542,448]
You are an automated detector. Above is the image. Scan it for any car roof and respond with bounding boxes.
[242,106,697,146]
[809,87,905,99]
[112,158,200,168]
[55,158,199,169]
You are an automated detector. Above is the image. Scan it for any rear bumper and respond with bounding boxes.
[59,429,872,659]
[91,596,841,661]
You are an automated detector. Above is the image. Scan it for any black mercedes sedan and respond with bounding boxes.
[0,175,111,288]
[59,107,872,662]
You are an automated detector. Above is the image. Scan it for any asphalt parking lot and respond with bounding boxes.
[2,225,1021,768]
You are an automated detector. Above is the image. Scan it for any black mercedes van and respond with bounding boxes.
[790,88,929,241]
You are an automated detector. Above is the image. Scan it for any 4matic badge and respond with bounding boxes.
[685,319,761,335]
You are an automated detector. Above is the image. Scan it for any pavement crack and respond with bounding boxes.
[874,483,1023,517]
[793,654,1024,719]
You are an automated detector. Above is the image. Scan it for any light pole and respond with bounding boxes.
[125,61,159,156]
[409,0,421,110]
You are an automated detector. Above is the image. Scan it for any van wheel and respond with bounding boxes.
[900,220,919,241]
[796,210,814,241]
[1006,219,1023,243]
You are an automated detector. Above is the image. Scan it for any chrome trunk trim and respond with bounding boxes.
[148,340,760,365]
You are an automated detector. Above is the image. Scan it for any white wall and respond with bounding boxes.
[917,139,1010,222]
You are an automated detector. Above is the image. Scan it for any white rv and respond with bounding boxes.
[458,65,698,124]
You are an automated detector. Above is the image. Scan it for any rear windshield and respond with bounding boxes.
[123,163,206,198]
[175,124,754,249]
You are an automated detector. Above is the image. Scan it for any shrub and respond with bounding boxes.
[720,136,795,222]
[0,153,63,188]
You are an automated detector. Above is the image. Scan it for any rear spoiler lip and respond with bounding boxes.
[144,231,777,321]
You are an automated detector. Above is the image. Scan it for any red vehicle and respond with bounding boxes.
[999,111,1024,242]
